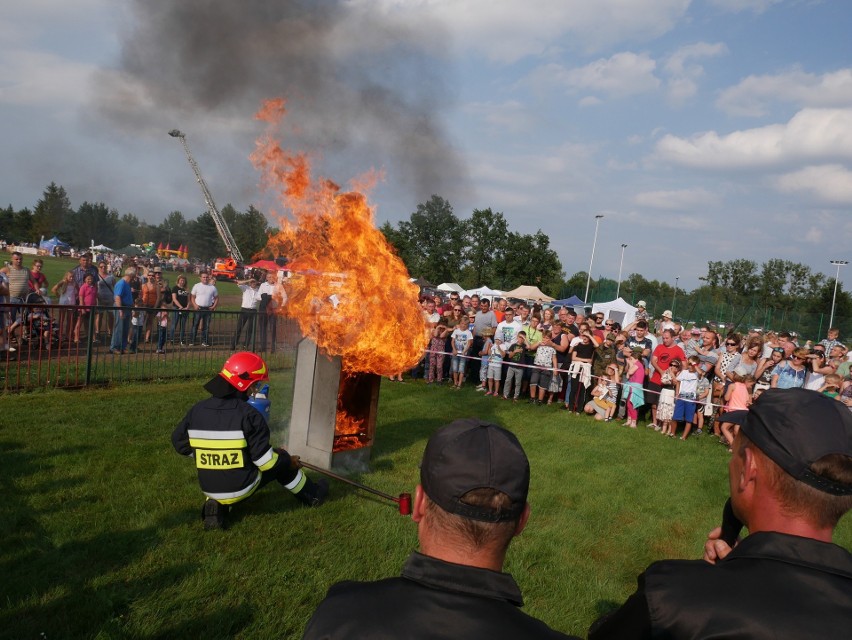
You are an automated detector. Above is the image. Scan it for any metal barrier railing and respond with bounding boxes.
[0,302,301,392]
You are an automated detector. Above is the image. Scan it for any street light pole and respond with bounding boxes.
[584,214,604,304]
[672,276,679,313]
[829,260,848,329]
[616,243,627,299]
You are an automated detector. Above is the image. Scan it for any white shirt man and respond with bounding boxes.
[495,308,523,352]
[191,274,218,309]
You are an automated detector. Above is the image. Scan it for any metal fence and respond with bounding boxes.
[0,302,301,392]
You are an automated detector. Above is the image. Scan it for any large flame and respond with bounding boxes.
[251,98,426,375]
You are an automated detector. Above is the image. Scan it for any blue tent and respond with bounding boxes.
[39,235,70,254]
[550,295,585,307]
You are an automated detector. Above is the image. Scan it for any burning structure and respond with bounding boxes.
[251,99,427,471]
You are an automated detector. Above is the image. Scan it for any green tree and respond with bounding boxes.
[12,207,33,242]
[186,212,226,261]
[159,210,189,247]
[0,205,14,240]
[233,205,271,260]
[72,202,120,249]
[114,213,141,249]
[461,208,508,286]
[31,182,73,241]
[396,195,463,284]
[497,230,562,294]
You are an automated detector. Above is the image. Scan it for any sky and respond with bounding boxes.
[2,0,851,292]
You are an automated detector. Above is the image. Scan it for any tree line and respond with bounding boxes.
[0,182,274,262]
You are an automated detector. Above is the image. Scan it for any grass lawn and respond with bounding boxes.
[2,380,851,639]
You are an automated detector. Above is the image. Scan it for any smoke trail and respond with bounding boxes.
[92,0,468,202]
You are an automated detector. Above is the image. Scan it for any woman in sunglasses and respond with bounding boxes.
[770,347,809,389]
[754,346,785,393]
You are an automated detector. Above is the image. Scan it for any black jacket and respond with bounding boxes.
[589,531,852,639]
[302,551,577,639]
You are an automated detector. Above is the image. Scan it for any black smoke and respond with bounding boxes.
[92,0,468,206]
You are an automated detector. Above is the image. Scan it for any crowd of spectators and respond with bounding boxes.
[394,291,852,443]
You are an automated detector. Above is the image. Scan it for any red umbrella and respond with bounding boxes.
[246,260,283,271]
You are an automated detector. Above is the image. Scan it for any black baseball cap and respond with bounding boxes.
[420,419,530,522]
[742,388,852,496]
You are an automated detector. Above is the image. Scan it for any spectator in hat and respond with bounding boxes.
[302,419,576,639]
[590,388,852,639]
[635,300,649,322]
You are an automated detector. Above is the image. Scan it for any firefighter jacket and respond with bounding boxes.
[588,531,852,639]
[172,396,280,504]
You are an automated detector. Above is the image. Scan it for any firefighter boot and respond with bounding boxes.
[201,499,228,530]
[293,477,329,507]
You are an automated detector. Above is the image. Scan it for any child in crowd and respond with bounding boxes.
[129,298,144,354]
[672,356,701,440]
[426,317,449,384]
[695,365,712,435]
[657,359,679,435]
[449,315,473,390]
[819,373,843,399]
[503,332,527,402]
[588,366,618,421]
[719,373,755,450]
[476,327,494,392]
[486,336,504,396]
[156,302,170,354]
[75,272,98,344]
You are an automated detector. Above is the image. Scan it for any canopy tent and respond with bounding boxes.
[246,260,283,271]
[592,297,639,328]
[501,285,554,302]
[90,244,113,252]
[437,282,465,293]
[410,277,434,288]
[463,285,503,300]
[115,245,147,257]
[39,235,70,254]
[550,295,585,307]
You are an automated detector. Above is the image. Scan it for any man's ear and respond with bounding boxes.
[412,485,427,524]
[737,445,759,493]
[514,502,531,537]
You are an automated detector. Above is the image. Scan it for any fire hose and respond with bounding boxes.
[299,460,412,515]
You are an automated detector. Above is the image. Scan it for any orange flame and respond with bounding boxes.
[250,98,426,375]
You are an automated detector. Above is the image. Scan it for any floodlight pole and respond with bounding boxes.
[672,276,679,314]
[616,243,627,299]
[829,260,848,329]
[584,214,604,304]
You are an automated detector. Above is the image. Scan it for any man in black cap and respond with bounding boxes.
[589,388,852,639]
[172,351,328,530]
[302,418,576,639]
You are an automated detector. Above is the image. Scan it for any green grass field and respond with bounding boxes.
[2,379,851,639]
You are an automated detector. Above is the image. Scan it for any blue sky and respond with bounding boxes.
[2,1,851,291]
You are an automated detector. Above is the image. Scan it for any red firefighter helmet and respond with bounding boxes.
[218,352,269,392]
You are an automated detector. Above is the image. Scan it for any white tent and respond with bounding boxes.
[437,282,465,293]
[591,297,638,328]
[90,244,113,252]
[501,285,554,302]
[463,285,503,300]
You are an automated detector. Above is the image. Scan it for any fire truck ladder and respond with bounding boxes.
[168,129,244,263]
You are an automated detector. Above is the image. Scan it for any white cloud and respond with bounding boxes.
[532,52,660,100]
[0,49,95,110]
[355,0,691,61]
[633,187,720,210]
[655,108,852,169]
[462,100,537,134]
[706,0,782,13]
[663,42,728,104]
[776,164,852,204]
[717,68,852,117]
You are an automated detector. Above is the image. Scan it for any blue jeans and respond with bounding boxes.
[157,325,167,351]
[110,310,131,351]
[170,310,188,343]
[191,308,212,344]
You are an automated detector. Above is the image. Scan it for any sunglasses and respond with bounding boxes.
[726,342,738,346]
[772,347,785,353]
[453,308,462,311]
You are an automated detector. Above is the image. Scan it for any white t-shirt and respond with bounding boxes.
[677,370,699,397]
[191,282,218,308]
[495,320,523,351]
[451,328,473,354]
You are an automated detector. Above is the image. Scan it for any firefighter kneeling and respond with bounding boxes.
[172,352,328,530]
